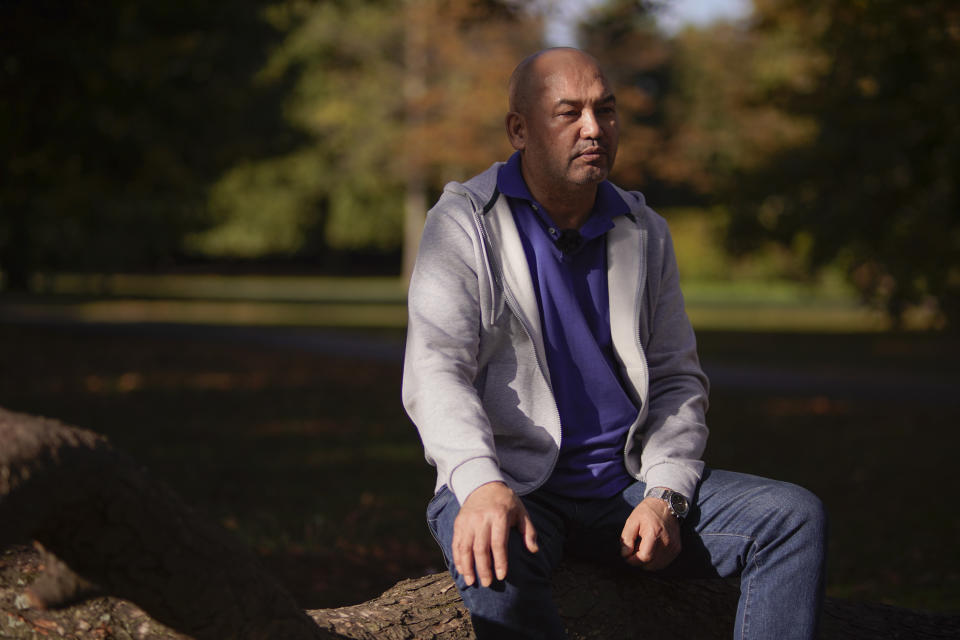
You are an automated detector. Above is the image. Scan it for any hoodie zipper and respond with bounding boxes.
[624,224,651,466]
[473,204,563,494]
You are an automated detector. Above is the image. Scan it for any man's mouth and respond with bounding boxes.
[576,147,606,158]
[575,147,607,164]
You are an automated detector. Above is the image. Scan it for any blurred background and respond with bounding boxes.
[1,0,958,616]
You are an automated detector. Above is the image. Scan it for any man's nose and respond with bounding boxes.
[580,110,601,139]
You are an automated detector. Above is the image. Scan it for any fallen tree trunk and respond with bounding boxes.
[5,545,958,640]
[307,563,960,640]
[1,406,958,639]
[0,407,333,640]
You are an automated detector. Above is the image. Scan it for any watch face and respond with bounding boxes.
[670,492,690,516]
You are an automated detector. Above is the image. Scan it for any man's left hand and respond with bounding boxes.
[619,496,682,570]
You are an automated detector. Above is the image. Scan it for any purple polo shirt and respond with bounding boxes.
[497,152,639,499]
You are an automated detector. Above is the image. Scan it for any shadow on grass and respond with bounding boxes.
[0,322,957,613]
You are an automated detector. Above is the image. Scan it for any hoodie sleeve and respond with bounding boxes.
[401,191,506,504]
[637,213,709,500]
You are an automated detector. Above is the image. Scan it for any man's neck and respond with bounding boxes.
[520,166,598,230]
[537,187,597,230]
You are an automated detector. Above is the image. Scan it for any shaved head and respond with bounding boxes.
[507,48,607,117]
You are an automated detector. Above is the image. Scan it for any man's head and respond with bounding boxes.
[505,48,619,195]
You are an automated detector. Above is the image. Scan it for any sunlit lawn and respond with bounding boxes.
[0,278,957,613]
[2,272,895,332]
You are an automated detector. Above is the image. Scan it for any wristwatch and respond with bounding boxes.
[646,487,690,520]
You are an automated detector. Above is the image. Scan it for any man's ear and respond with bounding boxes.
[505,111,526,151]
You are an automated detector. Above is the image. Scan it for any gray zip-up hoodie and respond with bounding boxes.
[402,163,709,505]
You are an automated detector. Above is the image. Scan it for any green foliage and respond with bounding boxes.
[9,0,952,328]
[0,0,541,279]
[187,152,331,257]
[195,0,538,257]
[662,207,874,333]
[0,0,294,286]
[325,183,405,250]
[661,208,732,280]
[724,0,960,328]
[239,0,406,254]
[583,0,957,328]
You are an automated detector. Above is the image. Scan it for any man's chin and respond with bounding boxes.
[569,154,613,182]
[569,166,610,185]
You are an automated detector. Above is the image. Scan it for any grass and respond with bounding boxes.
[1,320,957,614]
[4,203,942,334]
[7,274,410,328]
[1,271,894,332]
[28,273,408,303]
[683,279,888,332]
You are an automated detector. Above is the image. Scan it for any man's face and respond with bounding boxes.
[518,54,619,190]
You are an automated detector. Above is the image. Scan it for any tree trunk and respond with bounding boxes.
[308,563,960,640]
[400,0,430,283]
[2,406,957,640]
[0,407,333,640]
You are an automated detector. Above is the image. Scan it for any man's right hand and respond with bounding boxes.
[452,481,539,587]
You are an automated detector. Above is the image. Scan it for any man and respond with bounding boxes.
[402,47,827,639]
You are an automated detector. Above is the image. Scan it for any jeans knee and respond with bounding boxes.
[781,483,828,548]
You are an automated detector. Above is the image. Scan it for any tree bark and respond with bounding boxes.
[0,407,333,640]
[309,563,960,640]
[2,406,958,640]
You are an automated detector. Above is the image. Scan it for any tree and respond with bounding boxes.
[577,0,817,202]
[575,0,673,198]
[0,2,548,283]
[724,0,960,327]
[192,0,542,275]
[0,0,294,289]
[581,0,959,328]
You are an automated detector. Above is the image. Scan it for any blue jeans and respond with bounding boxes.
[426,469,827,639]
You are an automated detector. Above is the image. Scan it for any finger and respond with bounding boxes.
[638,525,678,571]
[624,555,644,567]
[622,530,645,567]
[490,522,509,582]
[520,514,539,554]
[453,529,476,586]
[623,542,645,567]
[473,528,494,587]
[620,516,640,558]
[474,548,494,587]
[635,525,658,565]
